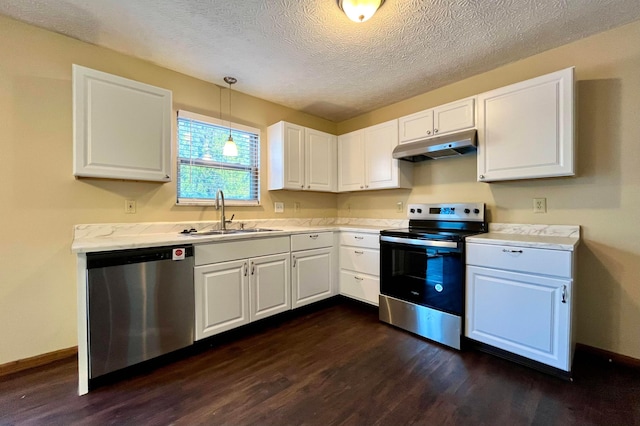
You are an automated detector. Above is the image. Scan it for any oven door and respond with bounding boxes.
[380,235,464,315]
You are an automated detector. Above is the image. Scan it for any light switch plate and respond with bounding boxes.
[274,202,284,213]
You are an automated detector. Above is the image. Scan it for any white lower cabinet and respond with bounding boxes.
[339,231,380,305]
[466,242,575,371]
[195,260,249,339]
[249,253,290,321]
[194,237,290,340]
[291,232,334,308]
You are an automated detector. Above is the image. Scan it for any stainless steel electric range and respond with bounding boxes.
[379,203,487,349]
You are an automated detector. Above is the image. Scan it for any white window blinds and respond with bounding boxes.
[177,110,260,205]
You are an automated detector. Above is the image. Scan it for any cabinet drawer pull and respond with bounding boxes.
[354,250,364,254]
[244,262,248,276]
[354,236,364,240]
[354,276,364,281]
[251,263,255,275]
[562,285,567,303]
[502,249,523,253]
[309,234,319,239]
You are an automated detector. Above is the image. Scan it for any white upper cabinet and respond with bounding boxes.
[399,97,475,144]
[72,65,172,182]
[338,119,412,192]
[268,121,337,192]
[477,67,575,182]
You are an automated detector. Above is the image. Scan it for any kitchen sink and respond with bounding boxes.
[182,228,279,236]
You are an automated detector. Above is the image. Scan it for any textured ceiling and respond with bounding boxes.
[2,0,640,122]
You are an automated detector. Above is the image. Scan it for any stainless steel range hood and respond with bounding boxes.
[392,129,477,162]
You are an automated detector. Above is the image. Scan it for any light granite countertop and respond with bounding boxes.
[72,219,581,254]
[466,223,580,251]
[71,218,403,254]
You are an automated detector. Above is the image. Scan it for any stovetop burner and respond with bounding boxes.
[381,203,487,241]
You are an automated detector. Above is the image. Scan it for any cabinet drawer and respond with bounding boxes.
[291,232,333,251]
[339,247,379,275]
[339,232,379,249]
[340,271,379,306]
[466,242,572,278]
[195,236,290,266]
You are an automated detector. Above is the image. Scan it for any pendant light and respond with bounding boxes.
[337,0,385,23]
[222,76,238,157]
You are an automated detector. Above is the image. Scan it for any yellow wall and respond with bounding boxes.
[0,15,337,365]
[338,21,640,360]
[2,13,639,365]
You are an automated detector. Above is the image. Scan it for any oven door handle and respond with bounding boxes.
[380,235,459,249]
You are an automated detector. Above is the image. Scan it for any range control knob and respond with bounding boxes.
[410,208,415,213]
[464,208,470,214]
[417,208,422,214]
[473,208,480,214]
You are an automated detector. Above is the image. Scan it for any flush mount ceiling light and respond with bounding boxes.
[222,76,238,157]
[337,0,385,23]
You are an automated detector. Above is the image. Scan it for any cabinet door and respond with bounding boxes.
[339,270,379,306]
[194,260,249,340]
[291,248,333,308]
[73,65,172,182]
[364,120,400,190]
[305,129,337,192]
[337,130,365,191]
[466,265,571,371]
[433,98,475,136]
[249,253,290,322]
[398,109,434,144]
[477,67,574,182]
[283,122,306,189]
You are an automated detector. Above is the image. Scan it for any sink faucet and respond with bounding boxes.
[215,189,233,230]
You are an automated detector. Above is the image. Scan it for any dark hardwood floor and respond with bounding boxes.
[1,299,638,425]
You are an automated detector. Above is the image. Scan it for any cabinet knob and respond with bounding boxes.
[301,185,304,189]
[360,185,364,189]
[434,129,439,134]
[479,175,485,179]
[365,185,369,188]
[307,185,311,189]
[426,130,431,135]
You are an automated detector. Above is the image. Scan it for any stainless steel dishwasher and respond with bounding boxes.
[86,245,194,379]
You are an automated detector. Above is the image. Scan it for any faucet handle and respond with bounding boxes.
[225,214,235,224]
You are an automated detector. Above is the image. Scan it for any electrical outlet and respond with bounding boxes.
[396,201,404,213]
[294,202,301,212]
[125,200,136,214]
[274,202,284,213]
[533,198,547,213]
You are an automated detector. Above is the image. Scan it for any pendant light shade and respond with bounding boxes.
[223,76,238,157]
[337,0,385,23]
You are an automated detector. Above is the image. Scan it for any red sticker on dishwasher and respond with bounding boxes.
[173,248,185,260]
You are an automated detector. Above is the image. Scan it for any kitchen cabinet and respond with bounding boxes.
[465,242,575,372]
[194,236,290,340]
[268,121,337,192]
[339,231,380,306]
[476,67,575,182]
[338,119,412,191]
[291,232,334,308]
[398,97,475,144]
[72,65,172,182]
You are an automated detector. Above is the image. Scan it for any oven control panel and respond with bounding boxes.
[407,203,485,222]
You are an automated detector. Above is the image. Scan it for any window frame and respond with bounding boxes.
[176,110,261,207]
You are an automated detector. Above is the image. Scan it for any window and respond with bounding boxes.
[177,110,260,206]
